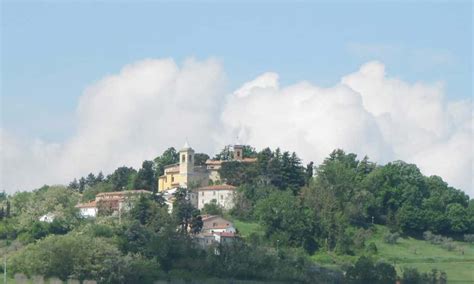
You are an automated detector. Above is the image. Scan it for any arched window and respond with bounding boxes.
[182,154,186,163]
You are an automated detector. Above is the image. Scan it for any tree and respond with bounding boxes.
[78,177,86,193]
[305,161,314,185]
[446,203,468,233]
[96,171,105,183]
[134,161,157,192]
[194,153,210,166]
[110,166,137,190]
[6,200,10,218]
[172,188,201,234]
[154,147,179,176]
[202,199,223,215]
[345,256,396,284]
[68,179,79,191]
[85,173,96,187]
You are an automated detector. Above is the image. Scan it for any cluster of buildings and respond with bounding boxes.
[71,142,254,246]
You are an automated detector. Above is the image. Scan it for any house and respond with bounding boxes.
[201,215,236,234]
[205,144,257,183]
[38,212,56,223]
[75,200,97,217]
[195,231,237,248]
[95,189,151,214]
[194,184,237,210]
[158,143,257,192]
[76,189,152,217]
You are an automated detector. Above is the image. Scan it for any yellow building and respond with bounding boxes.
[158,143,257,192]
[158,142,208,192]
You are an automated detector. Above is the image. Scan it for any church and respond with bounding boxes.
[157,142,256,192]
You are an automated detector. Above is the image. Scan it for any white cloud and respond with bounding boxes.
[220,61,473,196]
[1,57,225,192]
[1,58,472,196]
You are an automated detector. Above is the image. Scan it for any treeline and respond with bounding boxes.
[1,146,473,283]
[5,188,342,283]
[223,148,472,254]
[68,147,210,201]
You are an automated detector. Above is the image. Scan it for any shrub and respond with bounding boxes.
[366,242,378,254]
[383,232,400,244]
[463,234,474,243]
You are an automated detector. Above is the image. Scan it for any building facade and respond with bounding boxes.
[195,184,237,210]
[158,143,257,192]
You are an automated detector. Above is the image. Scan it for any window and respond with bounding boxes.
[237,151,240,157]
[213,191,216,196]
[201,192,204,196]
[182,154,186,162]
[220,195,223,199]
[171,176,174,182]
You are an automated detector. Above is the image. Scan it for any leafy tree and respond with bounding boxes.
[345,256,396,284]
[134,160,157,192]
[446,203,468,233]
[109,166,137,190]
[194,153,210,166]
[202,199,223,215]
[154,147,179,176]
[172,188,201,234]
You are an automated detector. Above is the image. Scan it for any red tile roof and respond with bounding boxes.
[96,189,151,197]
[75,200,96,208]
[197,184,236,191]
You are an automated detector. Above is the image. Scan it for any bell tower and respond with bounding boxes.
[179,141,195,176]
[234,145,243,161]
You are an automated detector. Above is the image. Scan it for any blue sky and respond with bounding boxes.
[2,1,472,143]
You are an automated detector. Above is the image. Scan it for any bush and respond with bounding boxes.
[366,242,378,254]
[345,256,396,283]
[464,234,474,243]
[423,231,457,251]
[383,232,400,244]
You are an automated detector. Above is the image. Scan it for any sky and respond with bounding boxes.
[1,1,473,196]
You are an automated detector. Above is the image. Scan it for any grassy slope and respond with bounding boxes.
[368,225,474,283]
[232,220,474,283]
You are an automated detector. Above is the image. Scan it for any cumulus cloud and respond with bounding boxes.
[220,61,473,195]
[1,58,472,196]
[1,57,225,192]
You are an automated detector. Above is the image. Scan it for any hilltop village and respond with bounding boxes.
[2,141,472,283]
[73,142,254,246]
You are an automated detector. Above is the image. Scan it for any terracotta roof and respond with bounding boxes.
[197,184,236,191]
[96,189,151,196]
[205,159,223,165]
[242,157,257,163]
[76,200,96,208]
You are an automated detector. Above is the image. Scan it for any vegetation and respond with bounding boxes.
[1,145,473,283]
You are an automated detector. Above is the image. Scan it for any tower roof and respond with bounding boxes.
[180,140,193,151]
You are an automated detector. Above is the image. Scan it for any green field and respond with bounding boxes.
[369,225,474,283]
[232,220,474,283]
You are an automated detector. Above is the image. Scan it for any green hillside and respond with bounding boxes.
[310,225,474,283]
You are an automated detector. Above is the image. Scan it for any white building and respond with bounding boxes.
[38,212,56,223]
[76,200,97,217]
[195,184,236,210]
[201,215,236,234]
